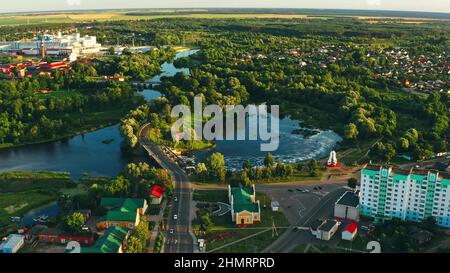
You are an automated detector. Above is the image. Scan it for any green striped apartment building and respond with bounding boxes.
[360,165,450,228]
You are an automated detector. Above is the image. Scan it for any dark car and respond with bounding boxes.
[288,189,294,192]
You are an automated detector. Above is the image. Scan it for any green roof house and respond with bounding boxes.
[228,184,261,226]
[81,226,129,253]
[97,198,148,230]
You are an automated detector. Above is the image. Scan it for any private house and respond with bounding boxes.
[342,223,358,241]
[149,185,166,205]
[313,220,340,241]
[81,226,129,253]
[97,198,148,230]
[228,185,261,226]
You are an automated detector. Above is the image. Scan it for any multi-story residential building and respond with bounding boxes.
[360,165,450,228]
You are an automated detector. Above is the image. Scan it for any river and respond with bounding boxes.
[0,50,198,180]
[0,48,341,178]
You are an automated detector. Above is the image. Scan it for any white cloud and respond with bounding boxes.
[366,0,382,7]
[66,0,81,6]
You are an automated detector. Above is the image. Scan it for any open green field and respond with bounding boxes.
[0,171,74,193]
[0,171,87,236]
[1,9,449,26]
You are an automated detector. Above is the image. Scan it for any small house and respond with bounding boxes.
[342,223,358,241]
[0,234,25,253]
[271,201,280,212]
[149,185,166,205]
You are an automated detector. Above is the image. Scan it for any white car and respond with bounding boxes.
[174,197,178,202]
[169,229,174,234]
[173,214,178,220]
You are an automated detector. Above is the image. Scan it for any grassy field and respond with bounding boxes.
[2,9,447,27]
[0,171,82,237]
[0,171,74,193]
[192,191,289,253]
[0,190,60,236]
[193,189,229,203]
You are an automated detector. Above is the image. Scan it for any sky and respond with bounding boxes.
[1,0,450,14]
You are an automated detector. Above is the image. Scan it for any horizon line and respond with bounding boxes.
[1,7,450,16]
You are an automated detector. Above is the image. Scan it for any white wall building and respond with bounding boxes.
[360,165,450,228]
[0,32,101,58]
[0,234,24,253]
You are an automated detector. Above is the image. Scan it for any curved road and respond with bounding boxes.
[138,124,194,253]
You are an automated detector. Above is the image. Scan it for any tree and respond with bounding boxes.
[63,212,85,233]
[206,152,226,182]
[199,210,212,232]
[108,46,115,55]
[347,177,358,189]
[240,170,252,187]
[308,159,319,176]
[126,220,149,253]
[264,153,274,168]
[344,123,359,140]
[243,160,252,171]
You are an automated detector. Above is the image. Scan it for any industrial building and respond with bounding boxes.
[360,165,450,227]
[0,32,102,61]
[0,234,25,253]
[334,191,360,221]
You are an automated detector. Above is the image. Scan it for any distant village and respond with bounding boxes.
[240,44,450,95]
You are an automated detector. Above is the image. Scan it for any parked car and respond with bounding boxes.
[169,229,174,234]
[173,214,178,220]
[174,197,178,202]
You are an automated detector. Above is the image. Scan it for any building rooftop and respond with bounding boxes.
[318,220,339,232]
[344,223,358,234]
[81,226,128,253]
[336,191,359,208]
[230,186,259,213]
[364,164,381,171]
[0,234,24,251]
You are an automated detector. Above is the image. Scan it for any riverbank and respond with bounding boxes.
[0,171,78,236]
[0,97,141,151]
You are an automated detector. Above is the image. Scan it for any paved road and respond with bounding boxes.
[138,124,194,253]
[262,187,347,253]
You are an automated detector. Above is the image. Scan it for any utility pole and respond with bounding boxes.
[271,218,278,238]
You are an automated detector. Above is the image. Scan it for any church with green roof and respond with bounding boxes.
[228,184,261,226]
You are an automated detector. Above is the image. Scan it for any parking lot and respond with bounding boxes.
[258,183,345,225]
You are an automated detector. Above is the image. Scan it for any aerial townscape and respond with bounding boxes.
[0,3,450,258]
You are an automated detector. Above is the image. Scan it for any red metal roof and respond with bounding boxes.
[150,185,166,198]
[345,223,358,233]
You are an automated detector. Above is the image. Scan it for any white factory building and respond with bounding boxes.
[360,165,450,228]
[0,32,102,61]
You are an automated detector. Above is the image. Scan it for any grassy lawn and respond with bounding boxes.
[291,244,357,253]
[0,190,60,236]
[0,171,75,193]
[193,191,289,253]
[193,189,229,203]
[252,170,324,184]
[0,171,81,237]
